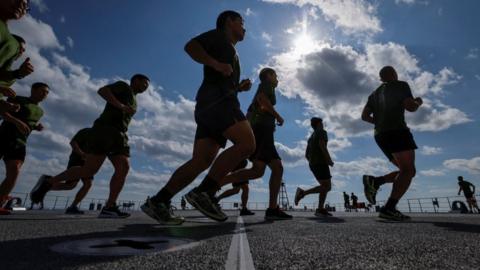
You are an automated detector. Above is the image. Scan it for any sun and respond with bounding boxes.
[293,33,316,55]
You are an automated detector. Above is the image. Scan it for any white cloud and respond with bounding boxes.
[444,157,480,175]
[263,0,382,35]
[66,36,74,48]
[30,0,49,13]
[395,0,429,5]
[245,8,255,16]
[268,41,467,138]
[420,169,445,177]
[275,141,307,167]
[332,156,391,178]
[466,48,478,60]
[60,16,66,23]
[420,145,442,156]
[261,32,273,46]
[10,15,63,50]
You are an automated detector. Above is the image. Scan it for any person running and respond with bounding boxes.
[142,10,254,224]
[214,159,254,216]
[361,65,423,221]
[457,176,479,213]
[37,128,101,214]
[294,117,334,217]
[0,0,33,113]
[208,67,292,221]
[343,191,350,212]
[351,192,358,212]
[0,82,49,215]
[30,74,150,218]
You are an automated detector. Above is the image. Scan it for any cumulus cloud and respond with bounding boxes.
[245,8,255,16]
[263,0,382,35]
[420,145,443,156]
[444,157,480,175]
[66,36,74,48]
[268,40,468,138]
[420,169,445,177]
[30,0,49,13]
[466,48,478,60]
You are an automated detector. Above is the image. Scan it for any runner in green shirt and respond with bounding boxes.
[294,117,334,217]
[31,74,149,218]
[0,82,48,215]
[361,66,423,221]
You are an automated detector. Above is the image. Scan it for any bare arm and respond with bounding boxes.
[97,86,134,114]
[256,92,283,125]
[361,105,374,124]
[0,58,34,82]
[403,97,423,112]
[319,139,333,166]
[458,187,462,196]
[184,39,232,77]
[1,111,30,135]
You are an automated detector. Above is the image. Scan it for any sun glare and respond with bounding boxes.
[293,33,316,55]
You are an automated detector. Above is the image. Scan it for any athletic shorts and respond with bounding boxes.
[249,124,280,164]
[86,125,130,157]
[309,163,331,180]
[464,193,474,200]
[374,129,418,161]
[0,131,26,161]
[194,98,246,148]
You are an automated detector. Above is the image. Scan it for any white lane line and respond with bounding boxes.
[225,216,255,270]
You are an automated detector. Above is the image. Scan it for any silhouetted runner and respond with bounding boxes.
[294,117,334,217]
[457,176,479,213]
[142,10,253,224]
[0,83,49,215]
[361,66,423,221]
[343,191,350,211]
[30,75,150,219]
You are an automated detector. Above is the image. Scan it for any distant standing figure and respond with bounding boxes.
[343,191,350,212]
[351,192,358,212]
[457,176,479,213]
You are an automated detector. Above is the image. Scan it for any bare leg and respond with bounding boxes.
[51,180,79,190]
[317,180,332,210]
[0,160,23,198]
[220,161,266,186]
[240,184,249,208]
[390,150,416,200]
[267,159,283,209]
[217,187,241,201]
[207,120,255,182]
[105,155,130,208]
[71,178,93,207]
[47,154,106,185]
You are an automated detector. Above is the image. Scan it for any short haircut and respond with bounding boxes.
[12,34,25,44]
[130,74,150,84]
[458,176,463,181]
[259,67,276,83]
[32,82,49,90]
[379,66,396,81]
[216,10,242,30]
[310,117,323,129]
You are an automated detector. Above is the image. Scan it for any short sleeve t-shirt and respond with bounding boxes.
[366,80,414,135]
[0,96,43,146]
[93,81,137,132]
[306,127,329,165]
[0,20,20,88]
[192,29,241,106]
[247,82,276,128]
[459,181,474,196]
[69,128,91,161]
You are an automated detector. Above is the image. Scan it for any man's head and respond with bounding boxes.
[310,117,323,130]
[216,10,245,42]
[458,176,464,182]
[30,82,49,103]
[259,67,278,87]
[0,0,28,21]
[12,34,26,59]
[379,66,398,82]
[130,74,150,94]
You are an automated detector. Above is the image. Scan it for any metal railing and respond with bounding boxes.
[8,191,479,213]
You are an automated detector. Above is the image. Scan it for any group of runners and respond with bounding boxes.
[0,1,476,222]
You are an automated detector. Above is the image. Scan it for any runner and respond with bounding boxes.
[361,66,423,221]
[30,74,149,218]
[457,176,479,213]
[0,82,49,215]
[142,10,254,224]
[294,117,334,217]
[206,67,292,221]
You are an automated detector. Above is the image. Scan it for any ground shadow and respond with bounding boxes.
[376,220,480,233]
[306,217,346,223]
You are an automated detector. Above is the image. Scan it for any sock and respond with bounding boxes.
[384,197,399,210]
[151,188,173,204]
[196,175,220,197]
[374,176,386,189]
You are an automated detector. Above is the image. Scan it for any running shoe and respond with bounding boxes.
[185,189,227,222]
[265,207,293,220]
[30,175,52,203]
[315,208,333,217]
[141,198,185,225]
[294,187,304,206]
[65,205,84,215]
[362,175,378,205]
[240,208,255,216]
[98,204,130,218]
[378,207,411,221]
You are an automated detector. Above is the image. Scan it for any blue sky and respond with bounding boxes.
[4,0,480,206]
